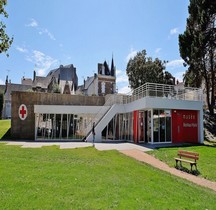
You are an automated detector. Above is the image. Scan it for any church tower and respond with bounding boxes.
[97,56,116,96]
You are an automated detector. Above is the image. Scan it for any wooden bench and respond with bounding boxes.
[175,150,199,171]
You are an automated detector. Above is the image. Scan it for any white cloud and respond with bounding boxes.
[38,69,46,76]
[173,71,185,83]
[0,79,4,85]
[26,50,58,76]
[116,69,131,94]
[116,69,128,83]
[26,18,56,41]
[16,46,28,53]
[166,59,184,68]
[155,48,162,54]
[26,18,38,27]
[118,85,131,94]
[39,28,56,41]
[126,48,137,62]
[170,27,179,35]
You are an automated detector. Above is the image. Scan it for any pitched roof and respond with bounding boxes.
[5,83,32,100]
[32,76,52,89]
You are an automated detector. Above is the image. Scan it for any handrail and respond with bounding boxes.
[83,82,203,140]
[123,82,203,103]
[83,94,117,138]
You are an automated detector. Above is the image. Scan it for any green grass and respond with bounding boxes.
[147,145,216,182]
[0,143,215,209]
[0,119,11,139]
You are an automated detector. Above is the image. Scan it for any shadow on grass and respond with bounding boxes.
[1,128,11,140]
[175,165,201,176]
[152,143,203,150]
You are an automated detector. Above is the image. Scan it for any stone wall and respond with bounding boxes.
[11,91,105,140]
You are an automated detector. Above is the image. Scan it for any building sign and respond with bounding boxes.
[172,110,198,143]
[19,104,28,120]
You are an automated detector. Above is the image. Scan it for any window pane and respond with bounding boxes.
[153,110,159,142]
[159,110,165,142]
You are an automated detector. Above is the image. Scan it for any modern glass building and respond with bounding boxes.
[33,83,203,144]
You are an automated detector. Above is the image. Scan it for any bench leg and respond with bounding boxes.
[190,163,193,171]
[175,160,178,168]
[190,163,198,172]
[195,163,197,171]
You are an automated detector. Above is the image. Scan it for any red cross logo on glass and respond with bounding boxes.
[18,104,28,120]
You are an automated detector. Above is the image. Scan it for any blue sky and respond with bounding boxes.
[0,0,189,93]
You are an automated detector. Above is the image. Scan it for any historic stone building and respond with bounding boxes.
[77,57,116,96]
[1,64,78,119]
[32,64,78,94]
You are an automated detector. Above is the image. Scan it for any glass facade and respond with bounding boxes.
[101,110,152,143]
[35,109,171,143]
[153,109,171,143]
[102,112,134,141]
[35,113,96,140]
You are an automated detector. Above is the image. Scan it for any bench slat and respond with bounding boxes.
[177,150,199,160]
[175,158,196,164]
[178,150,199,156]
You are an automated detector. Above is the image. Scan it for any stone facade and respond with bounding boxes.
[77,58,116,96]
[11,91,105,140]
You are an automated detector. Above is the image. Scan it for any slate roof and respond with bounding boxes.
[32,76,52,89]
[5,83,32,100]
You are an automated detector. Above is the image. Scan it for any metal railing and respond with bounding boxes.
[83,94,115,137]
[123,82,203,104]
[83,82,203,138]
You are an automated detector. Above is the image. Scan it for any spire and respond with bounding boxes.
[111,55,115,76]
[103,60,110,75]
[4,75,8,94]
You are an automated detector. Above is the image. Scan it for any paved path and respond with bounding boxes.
[2,141,152,151]
[2,141,216,192]
[120,149,216,192]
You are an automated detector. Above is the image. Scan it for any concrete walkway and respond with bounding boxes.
[2,141,216,192]
[2,141,152,151]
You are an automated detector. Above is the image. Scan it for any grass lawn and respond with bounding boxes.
[0,119,11,139]
[147,145,216,182]
[0,143,216,210]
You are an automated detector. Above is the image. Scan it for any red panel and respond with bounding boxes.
[133,110,138,143]
[172,110,198,143]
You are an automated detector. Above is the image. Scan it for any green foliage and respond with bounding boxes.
[148,145,216,181]
[0,0,13,56]
[52,83,61,93]
[0,144,216,209]
[126,50,174,89]
[0,93,3,119]
[179,0,215,114]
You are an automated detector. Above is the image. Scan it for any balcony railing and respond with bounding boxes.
[106,82,203,105]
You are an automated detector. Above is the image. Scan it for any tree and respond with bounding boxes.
[52,83,61,93]
[0,0,13,56]
[126,50,174,90]
[179,0,216,115]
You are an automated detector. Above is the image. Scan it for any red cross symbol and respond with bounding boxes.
[20,106,26,118]
[19,104,28,120]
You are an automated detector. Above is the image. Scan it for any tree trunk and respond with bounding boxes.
[209,48,215,116]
